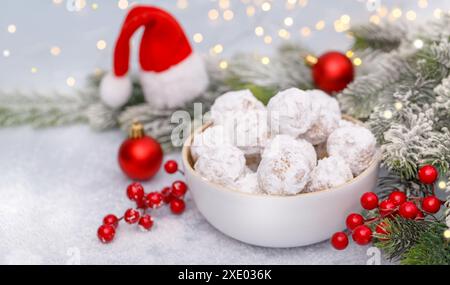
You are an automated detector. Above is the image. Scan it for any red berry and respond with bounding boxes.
[124,208,140,224]
[138,214,154,231]
[345,213,364,231]
[170,198,186,215]
[360,192,379,210]
[97,225,115,243]
[375,222,389,241]
[379,200,397,217]
[172,181,188,198]
[126,182,145,201]
[415,211,425,220]
[146,192,163,208]
[421,196,441,214]
[388,190,407,206]
[418,165,438,185]
[331,232,349,250]
[352,225,373,245]
[135,197,147,209]
[161,186,174,204]
[103,214,119,228]
[399,201,419,219]
[164,160,178,174]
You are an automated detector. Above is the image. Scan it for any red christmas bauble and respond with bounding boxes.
[118,122,163,181]
[418,165,438,185]
[331,232,349,250]
[312,51,354,94]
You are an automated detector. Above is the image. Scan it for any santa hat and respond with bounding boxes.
[100,6,209,109]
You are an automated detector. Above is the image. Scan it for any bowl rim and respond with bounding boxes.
[181,115,381,200]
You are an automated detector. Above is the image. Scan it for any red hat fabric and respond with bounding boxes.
[100,5,209,108]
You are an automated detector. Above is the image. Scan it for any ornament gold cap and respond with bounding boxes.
[305,54,318,67]
[129,120,145,139]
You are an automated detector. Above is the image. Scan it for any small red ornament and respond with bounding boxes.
[126,182,145,201]
[379,200,397,217]
[124,208,140,224]
[118,121,163,181]
[311,51,354,94]
[399,202,419,219]
[388,190,407,206]
[164,160,178,174]
[331,232,349,250]
[360,192,379,210]
[172,180,188,198]
[346,213,364,231]
[138,214,154,231]
[352,225,373,245]
[98,225,116,244]
[170,198,186,215]
[418,165,438,185]
[421,196,441,213]
[146,192,164,209]
[103,214,119,228]
[161,186,175,204]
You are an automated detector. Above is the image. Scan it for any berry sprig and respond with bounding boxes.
[97,160,187,244]
[331,164,444,250]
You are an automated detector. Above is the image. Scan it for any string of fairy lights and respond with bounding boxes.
[2,0,448,88]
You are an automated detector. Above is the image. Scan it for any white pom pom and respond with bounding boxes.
[99,73,132,108]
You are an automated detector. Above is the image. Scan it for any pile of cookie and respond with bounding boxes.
[190,88,376,196]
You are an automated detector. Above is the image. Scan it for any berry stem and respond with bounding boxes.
[178,169,185,176]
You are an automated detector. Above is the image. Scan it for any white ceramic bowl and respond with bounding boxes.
[182,118,380,248]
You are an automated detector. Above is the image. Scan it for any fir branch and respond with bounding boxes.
[350,22,407,53]
[374,217,431,260]
[400,222,450,265]
[0,91,97,127]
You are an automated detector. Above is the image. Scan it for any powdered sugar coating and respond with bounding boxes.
[262,135,317,170]
[300,90,341,145]
[257,135,315,195]
[327,126,376,175]
[235,172,261,194]
[267,88,318,137]
[191,125,233,161]
[338,119,357,129]
[194,145,246,186]
[224,110,269,156]
[210,89,265,125]
[307,156,353,193]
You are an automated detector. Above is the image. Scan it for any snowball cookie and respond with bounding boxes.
[224,110,269,156]
[194,145,246,186]
[257,135,315,195]
[338,119,357,129]
[210,89,265,125]
[267,88,318,138]
[300,90,341,145]
[327,126,376,175]
[262,135,317,170]
[235,172,261,194]
[190,125,232,161]
[308,156,353,193]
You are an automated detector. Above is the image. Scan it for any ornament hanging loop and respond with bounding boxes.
[129,120,145,139]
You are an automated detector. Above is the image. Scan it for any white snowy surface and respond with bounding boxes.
[0,126,393,265]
